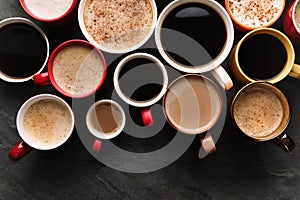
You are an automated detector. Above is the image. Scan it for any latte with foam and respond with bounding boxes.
[295,2,300,31]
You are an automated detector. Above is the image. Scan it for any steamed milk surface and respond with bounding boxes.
[233,87,283,137]
[295,2,300,31]
[228,0,283,27]
[24,0,73,19]
[23,100,72,147]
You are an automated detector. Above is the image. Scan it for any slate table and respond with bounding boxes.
[1,0,300,199]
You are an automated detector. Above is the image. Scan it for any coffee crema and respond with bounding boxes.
[83,0,153,50]
[295,2,300,31]
[228,0,283,27]
[233,87,283,137]
[24,0,73,19]
[52,43,104,96]
[23,100,72,147]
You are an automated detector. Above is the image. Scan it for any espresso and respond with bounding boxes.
[238,34,287,80]
[23,100,72,147]
[233,87,283,137]
[295,2,300,31]
[228,0,283,27]
[161,3,226,67]
[24,0,73,19]
[52,43,104,96]
[0,23,47,78]
[164,75,222,133]
[83,0,153,50]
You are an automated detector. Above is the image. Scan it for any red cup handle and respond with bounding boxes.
[92,139,102,152]
[33,72,51,86]
[9,141,34,161]
[141,109,153,126]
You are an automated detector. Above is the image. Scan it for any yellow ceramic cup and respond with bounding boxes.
[229,28,300,84]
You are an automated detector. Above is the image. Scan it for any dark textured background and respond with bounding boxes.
[1,0,300,199]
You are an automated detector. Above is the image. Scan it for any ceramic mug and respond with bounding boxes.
[231,82,295,152]
[283,0,300,44]
[9,94,75,161]
[230,28,300,84]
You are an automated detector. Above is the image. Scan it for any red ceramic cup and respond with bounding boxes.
[33,40,107,98]
[19,0,77,25]
[283,0,300,44]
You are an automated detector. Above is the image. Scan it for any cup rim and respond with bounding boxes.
[113,52,168,108]
[78,0,157,54]
[292,0,300,34]
[16,94,75,150]
[224,0,286,31]
[233,28,295,83]
[155,0,234,74]
[0,17,49,83]
[162,74,223,135]
[19,0,77,23]
[47,39,107,98]
[86,99,126,140]
[230,81,290,142]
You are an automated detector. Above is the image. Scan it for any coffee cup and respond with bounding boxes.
[19,0,77,25]
[9,94,75,161]
[283,0,300,44]
[113,53,168,126]
[225,0,285,31]
[0,17,49,82]
[231,82,295,152]
[78,0,157,54]
[230,28,300,84]
[155,0,234,90]
[33,39,107,98]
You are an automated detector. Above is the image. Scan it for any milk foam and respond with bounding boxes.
[295,2,300,32]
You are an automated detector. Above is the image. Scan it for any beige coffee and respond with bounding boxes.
[83,0,153,50]
[228,0,283,27]
[53,43,104,96]
[233,87,283,138]
[23,99,72,147]
[164,76,221,134]
[295,2,300,31]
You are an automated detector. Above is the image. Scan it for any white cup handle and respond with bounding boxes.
[210,66,233,90]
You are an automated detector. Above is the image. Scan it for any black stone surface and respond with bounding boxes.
[1,0,300,199]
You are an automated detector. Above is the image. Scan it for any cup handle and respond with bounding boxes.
[8,141,34,161]
[288,64,300,79]
[273,133,295,152]
[33,72,51,86]
[211,66,233,90]
[141,109,154,126]
[198,133,216,158]
[92,139,102,152]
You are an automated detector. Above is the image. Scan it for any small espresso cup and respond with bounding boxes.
[19,0,77,24]
[113,53,168,126]
[33,39,107,98]
[225,0,285,31]
[155,0,234,90]
[78,0,157,54]
[283,0,300,44]
[230,28,300,84]
[231,82,294,152]
[9,94,75,161]
[0,17,49,82]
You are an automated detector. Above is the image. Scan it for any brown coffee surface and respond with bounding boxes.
[23,100,72,147]
[164,76,221,134]
[228,0,283,27]
[295,2,300,31]
[233,87,283,138]
[83,0,153,50]
[53,44,104,96]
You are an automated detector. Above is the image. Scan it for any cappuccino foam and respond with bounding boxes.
[83,0,153,50]
[228,0,283,27]
[23,100,72,147]
[233,87,283,138]
[295,2,300,32]
[53,44,104,96]
[24,0,73,19]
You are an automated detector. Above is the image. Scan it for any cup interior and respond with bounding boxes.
[17,94,75,150]
[86,100,126,140]
[292,0,300,34]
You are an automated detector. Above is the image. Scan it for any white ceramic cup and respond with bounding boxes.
[155,0,234,90]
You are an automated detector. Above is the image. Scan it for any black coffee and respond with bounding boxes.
[238,34,287,80]
[0,23,47,78]
[161,3,227,67]
[119,58,163,102]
